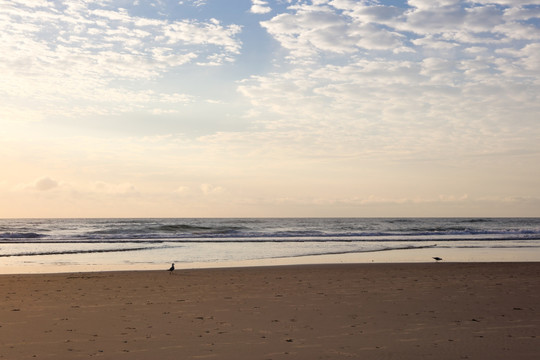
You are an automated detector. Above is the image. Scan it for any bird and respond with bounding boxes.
[168,263,175,274]
[433,257,443,262]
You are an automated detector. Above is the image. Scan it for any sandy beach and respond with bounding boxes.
[1,263,539,359]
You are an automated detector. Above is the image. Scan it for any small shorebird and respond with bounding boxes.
[433,257,443,262]
[168,263,175,274]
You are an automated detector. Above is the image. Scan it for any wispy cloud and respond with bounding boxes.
[0,1,242,122]
[243,0,540,162]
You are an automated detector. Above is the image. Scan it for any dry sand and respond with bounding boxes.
[1,263,539,359]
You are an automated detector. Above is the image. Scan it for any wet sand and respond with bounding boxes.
[1,263,539,359]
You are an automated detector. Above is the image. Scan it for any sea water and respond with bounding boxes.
[1,218,539,273]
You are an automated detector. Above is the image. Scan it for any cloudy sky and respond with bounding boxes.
[1,0,539,218]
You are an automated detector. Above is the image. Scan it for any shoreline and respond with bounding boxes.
[1,246,539,275]
[1,262,538,359]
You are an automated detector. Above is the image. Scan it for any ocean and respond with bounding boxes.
[1,218,540,273]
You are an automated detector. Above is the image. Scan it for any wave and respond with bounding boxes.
[0,246,160,257]
[2,233,540,244]
[458,218,492,223]
[0,243,439,258]
[18,242,537,260]
[84,224,244,238]
[150,224,214,232]
[0,232,45,239]
[150,224,244,233]
[286,244,440,258]
[1,241,538,261]
[1,218,539,242]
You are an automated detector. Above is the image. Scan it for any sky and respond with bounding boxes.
[1,0,540,218]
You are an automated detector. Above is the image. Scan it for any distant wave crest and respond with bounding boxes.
[0,232,45,239]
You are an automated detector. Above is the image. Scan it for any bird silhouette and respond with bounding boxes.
[168,263,175,274]
[433,257,443,262]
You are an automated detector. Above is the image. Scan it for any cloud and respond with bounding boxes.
[252,1,540,115]
[330,0,405,24]
[261,3,405,59]
[200,183,224,195]
[237,48,539,163]
[518,43,540,72]
[407,0,461,10]
[420,57,457,81]
[34,177,59,191]
[0,1,242,122]
[474,0,540,5]
[1,3,243,77]
[250,0,272,14]
[261,0,540,64]
[14,177,60,191]
[179,0,207,6]
[503,6,540,22]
